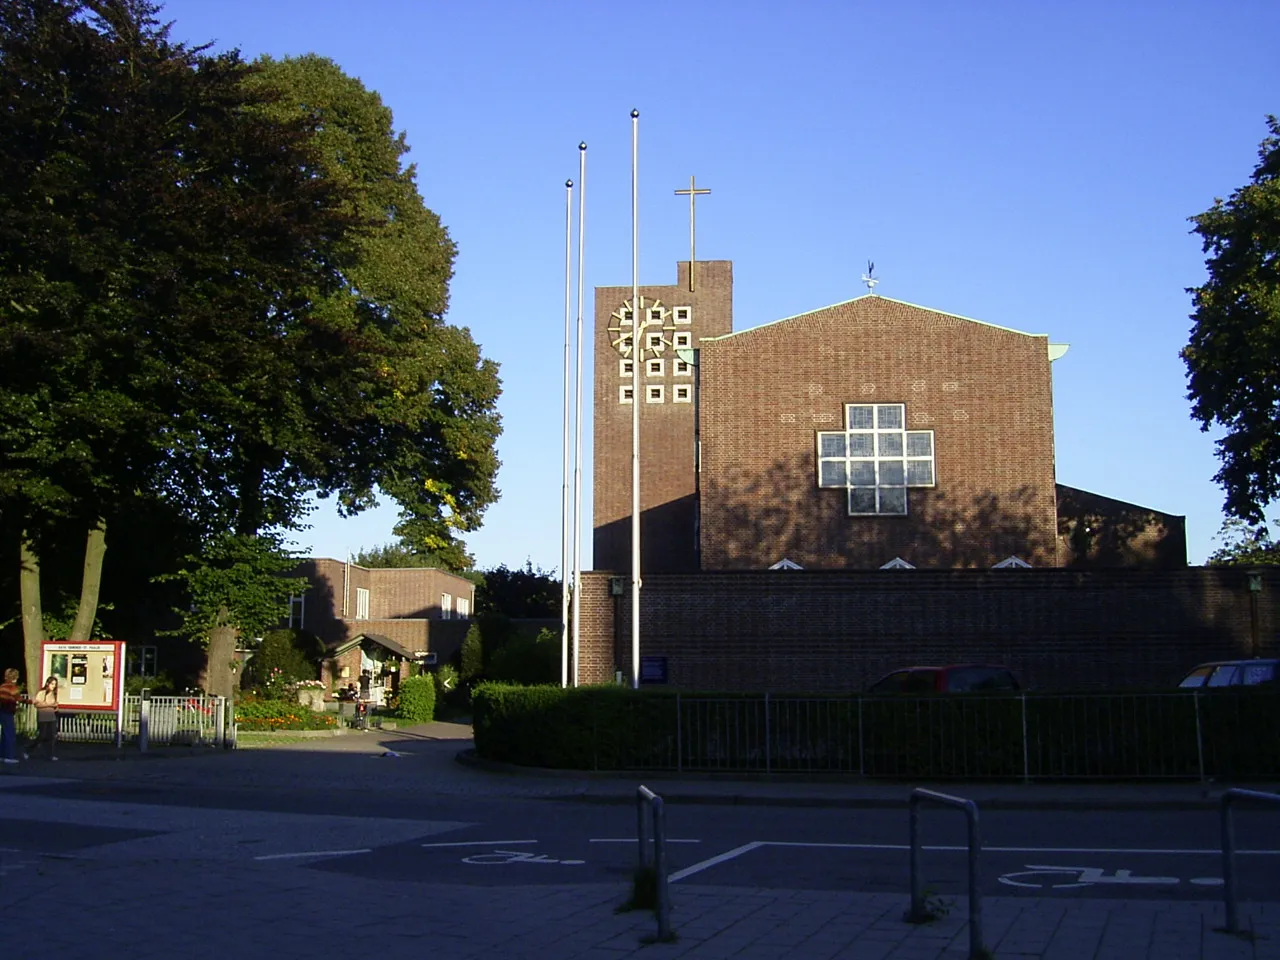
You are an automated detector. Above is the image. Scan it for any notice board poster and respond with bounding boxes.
[40,641,125,711]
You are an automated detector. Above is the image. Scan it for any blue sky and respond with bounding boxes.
[162,0,1279,569]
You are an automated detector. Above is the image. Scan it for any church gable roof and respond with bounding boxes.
[702,294,1050,344]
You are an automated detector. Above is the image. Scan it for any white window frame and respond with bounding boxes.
[673,332,692,349]
[442,593,452,620]
[993,556,1033,569]
[621,309,633,325]
[646,385,664,404]
[646,332,664,351]
[619,385,633,404]
[649,308,663,323]
[815,403,935,517]
[646,358,664,377]
[288,594,305,630]
[673,384,692,403]
[880,557,916,570]
[619,359,633,376]
[456,597,470,619]
[674,359,692,376]
[355,587,370,620]
[673,306,692,324]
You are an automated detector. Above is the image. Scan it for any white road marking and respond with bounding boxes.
[588,838,701,844]
[254,849,371,861]
[667,840,1279,884]
[669,841,764,882]
[420,839,538,848]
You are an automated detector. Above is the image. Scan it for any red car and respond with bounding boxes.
[867,664,1021,694]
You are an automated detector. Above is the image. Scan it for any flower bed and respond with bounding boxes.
[235,698,340,731]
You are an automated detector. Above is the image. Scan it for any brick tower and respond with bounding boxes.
[592,260,732,573]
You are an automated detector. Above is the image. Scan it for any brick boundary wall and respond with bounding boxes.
[574,568,1279,692]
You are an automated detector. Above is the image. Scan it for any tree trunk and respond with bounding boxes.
[202,605,239,699]
[19,536,45,695]
[69,519,108,641]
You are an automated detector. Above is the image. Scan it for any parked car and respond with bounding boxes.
[866,664,1021,694]
[1177,659,1278,689]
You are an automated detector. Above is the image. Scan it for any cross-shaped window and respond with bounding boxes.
[815,403,935,515]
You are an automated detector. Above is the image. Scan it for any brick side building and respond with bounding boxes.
[285,560,474,696]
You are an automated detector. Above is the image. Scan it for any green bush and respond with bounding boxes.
[247,629,323,696]
[460,623,484,680]
[396,675,436,723]
[235,698,338,731]
[487,628,561,686]
[124,672,178,696]
[433,664,460,698]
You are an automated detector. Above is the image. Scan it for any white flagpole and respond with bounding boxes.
[560,177,574,688]
[572,142,586,687]
[630,108,641,690]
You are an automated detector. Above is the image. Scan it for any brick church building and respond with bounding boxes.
[593,260,1185,574]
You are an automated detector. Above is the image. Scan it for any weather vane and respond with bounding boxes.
[862,260,879,295]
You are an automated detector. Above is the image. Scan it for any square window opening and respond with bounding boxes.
[646,385,664,403]
[674,385,692,403]
[619,386,633,404]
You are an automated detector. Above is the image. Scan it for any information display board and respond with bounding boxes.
[39,640,126,712]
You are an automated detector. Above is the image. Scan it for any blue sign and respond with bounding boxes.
[639,656,668,684]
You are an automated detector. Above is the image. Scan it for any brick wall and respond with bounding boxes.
[575,568,1279,692]
[699,296,1059,570]
[593,261,733,573]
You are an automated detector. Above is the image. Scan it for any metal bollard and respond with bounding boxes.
[1220,788,1280,935]
[636,785,672,941]
[907,788,985,960]
[214,696,226,749]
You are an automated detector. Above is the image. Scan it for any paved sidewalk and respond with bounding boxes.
[0,850,1274,959]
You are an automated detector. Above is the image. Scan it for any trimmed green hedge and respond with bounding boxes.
[471,684,1280,779]
[396,675,436,723]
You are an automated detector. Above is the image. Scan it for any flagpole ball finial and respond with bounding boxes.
[566,179,573,188]
[579,141,587,151]
[631,109,639,118]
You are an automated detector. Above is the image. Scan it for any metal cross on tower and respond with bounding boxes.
[674,175,711,292]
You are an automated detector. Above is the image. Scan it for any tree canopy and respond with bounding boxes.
[1206,517,1280,567]
[1183,116,1280,523]
[0,3,502,690]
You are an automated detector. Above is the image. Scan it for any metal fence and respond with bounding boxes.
[560,690,1280,780]
[18,695,234,749]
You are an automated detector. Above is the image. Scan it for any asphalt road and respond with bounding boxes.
[5,775,1278,902]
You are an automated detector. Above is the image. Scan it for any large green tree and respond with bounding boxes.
[0,0,358,690]
[249,55,502,572]
[1183,116,1280,523]
[1,5,502,694]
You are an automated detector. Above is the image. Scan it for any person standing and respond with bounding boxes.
[28,677,59,761]
[0,669,21,764]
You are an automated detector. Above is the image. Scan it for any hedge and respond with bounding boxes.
[471,684,1280,779]
[396,675,436,723]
